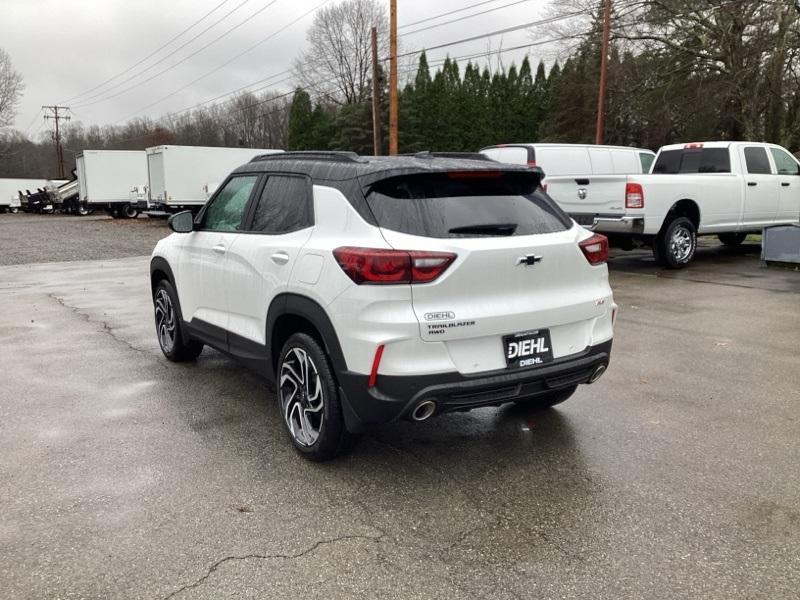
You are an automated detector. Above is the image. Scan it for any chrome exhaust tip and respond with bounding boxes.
[411,400,437,422]
[589,364,607,383]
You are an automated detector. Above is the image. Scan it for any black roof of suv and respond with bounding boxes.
[235,151,531,185]
[231,151,544,226]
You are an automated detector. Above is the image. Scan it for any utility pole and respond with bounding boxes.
[42,105,71,178]
[594,0,611,145]
[388,0,398,155]
[370,26,382,156]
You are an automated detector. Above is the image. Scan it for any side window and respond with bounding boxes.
[744,147,772,175]
[769,148,800,176]
[639,152,655,173]
[250,175,312,234]
[201,175,258,231]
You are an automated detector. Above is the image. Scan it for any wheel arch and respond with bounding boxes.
[662,199,700,231]
[150,256,176,297]
[266,294,348,383]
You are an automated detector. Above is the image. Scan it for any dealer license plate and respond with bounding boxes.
[503,330,554,369]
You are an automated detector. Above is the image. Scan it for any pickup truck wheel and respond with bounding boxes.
[514,386,577,410]
[153,281,203,361]
[277,333,354,461]
[654,217,696,268]
[718,232,747,246]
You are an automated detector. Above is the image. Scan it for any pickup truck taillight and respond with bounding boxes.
[625,183,644,209]
[579,234,609,265]
[333,247,456,284]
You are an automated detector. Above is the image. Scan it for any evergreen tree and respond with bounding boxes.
[287,88,314,150]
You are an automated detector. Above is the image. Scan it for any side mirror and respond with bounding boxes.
[168,210,195,233]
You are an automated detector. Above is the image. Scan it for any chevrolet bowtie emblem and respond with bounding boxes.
[517,254,543,266]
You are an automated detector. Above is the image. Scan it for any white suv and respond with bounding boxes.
[150,152,616,460]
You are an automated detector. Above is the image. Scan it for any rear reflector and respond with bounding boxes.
[333,247,456,285]
[625,182,644,209]
[368,344,384,388]
[579,234,609,265]
[527,160,537,168]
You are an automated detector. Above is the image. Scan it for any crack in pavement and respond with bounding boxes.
[47,293,160,360]
[161,532,384,600]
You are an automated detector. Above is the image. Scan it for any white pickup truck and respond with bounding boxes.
[559,141,800,267]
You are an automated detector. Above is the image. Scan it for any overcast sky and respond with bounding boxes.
[2,0,560,139]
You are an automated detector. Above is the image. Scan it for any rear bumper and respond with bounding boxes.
[572,214,644,235]
[337,340,612,432]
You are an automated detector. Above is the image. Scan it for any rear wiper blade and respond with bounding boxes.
[448,223,517,236]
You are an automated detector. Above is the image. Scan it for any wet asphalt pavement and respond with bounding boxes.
[0,215,799,599]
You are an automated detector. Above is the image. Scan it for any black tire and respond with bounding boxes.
[514,385,577,410]
[9,207,19,214]
[653,216,696,268]
[718,232,747,246]
[153,279,203,362]
[277,333,354,461]
[120,203,139,219]
[77,203,92,217]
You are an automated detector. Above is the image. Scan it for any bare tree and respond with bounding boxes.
[0,48,24,129]
[294,0,388,104]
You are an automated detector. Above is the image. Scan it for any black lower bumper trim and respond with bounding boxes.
[337,340,612,432]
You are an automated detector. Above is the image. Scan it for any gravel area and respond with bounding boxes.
[0,213,169,265]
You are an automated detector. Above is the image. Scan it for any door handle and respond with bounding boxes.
[747,182,757,187]
[271,251,290,265]
[782,182,791,187]
[212,244,226,255]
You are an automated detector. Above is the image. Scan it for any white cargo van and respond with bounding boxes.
[76,150,148,218]
[141,145,284,213]
[479,144,655,227]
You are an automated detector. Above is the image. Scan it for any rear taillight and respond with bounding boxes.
[579,234,609,265]
[625,182,644,209]
[333,247,456,285]
[540,183,548,193]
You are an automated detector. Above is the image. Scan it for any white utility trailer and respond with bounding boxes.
[0,178,66,213]
[140,145,284,214]
[76,150,148,218]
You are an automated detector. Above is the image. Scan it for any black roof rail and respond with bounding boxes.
[409,151,494,162]
[250,151,367,164]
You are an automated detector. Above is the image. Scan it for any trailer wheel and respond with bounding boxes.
[120,203,139,219]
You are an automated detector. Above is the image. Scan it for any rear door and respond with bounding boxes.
[366,171,612,375]
[740,146,778,227]
[225,174,314,345]
[538,147,626,221]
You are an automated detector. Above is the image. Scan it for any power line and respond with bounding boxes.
[115,0,331,124]
[73,0,277,108]
[390,12,583,60]
[399,0,506,30]
[403,0,536,37]
[59,0,234,104]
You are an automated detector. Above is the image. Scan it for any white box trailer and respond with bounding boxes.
[76,150,148,218]
[0,178,66,213]
[142,145,284,213]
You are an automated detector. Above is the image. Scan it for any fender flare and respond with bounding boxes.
[149,256,176,295]
[265,293,348,381]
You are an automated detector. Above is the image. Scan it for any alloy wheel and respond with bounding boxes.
[280,347,325,447]
[670,225,693,263]
[154,289,176,353]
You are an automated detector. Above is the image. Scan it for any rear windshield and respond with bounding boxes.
[653,148,731,174]
[365,172,572,238]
